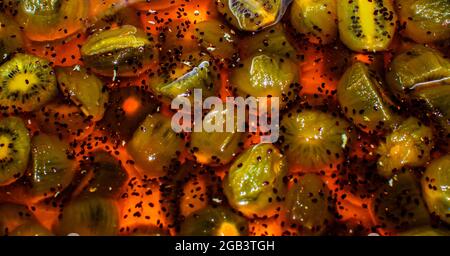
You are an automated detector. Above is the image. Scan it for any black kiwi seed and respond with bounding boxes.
[0,53,57,112]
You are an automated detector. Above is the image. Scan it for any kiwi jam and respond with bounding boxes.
[0,0,448,236]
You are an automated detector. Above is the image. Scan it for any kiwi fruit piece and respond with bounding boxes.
[290,0,338,45]
[230,53,300,108]
[156,61,218,103]
[56,196,120,236]
[338,62,400,133]
[285,173,333,235]
[189,104,245,166]
[396,0,450,43]
[56,66,108,122]
[14,0,89,42]
[0,203,35,236]
[35,102,94,141]
[0,53,57,113]
[126,113,183,178]
[0,116,30,186]
[87,6,142,35]
[377,117,434,178]
[78,150,128,198]
[98,86,160,145]
[385,45,450,100]
[337,0,397,52]
[0,13,25,64]
[280,109,351,171]
[216,0,284,31]
[372,171,430,235]
[29,133,77,198]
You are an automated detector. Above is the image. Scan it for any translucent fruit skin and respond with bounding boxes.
[280,110,350,171]
[377,118,434,178]
[0,117,30,186]
[290,0,337,44]
[30,134,77,198]
[10,222,53,236]
[56,197,119,236]
[386,45,450,99]
[126,114,183,178]
[179,207,248,236]
[338,62,398,133]
[396,0,450,43]
[56,67,108,122]
[285,173,333,235]
[15,0,89,41]
[422,155,450,224]
[216,0,283,31]
[81,25,157,77]
[223,144,288,218]
[337,0,397,52]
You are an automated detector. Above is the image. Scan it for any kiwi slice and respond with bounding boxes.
[29,133,77,198]
[285,173,333,235]
[78,150,128,198]
[396,0,450,43]
[179,206,249,236]
[0,13,25,64]
[126,113,183,178]
[56,196,120,236]
[337,0,397,52]
[338,62,400,133]
[377,117,434,178]
[35,102,94,141]
[216,0,284,31]
[194,20,238,61]
[0,53,57,113]
[0,203,35,236]
[88,6,142,35]
[14,0,89,41]
[290,0,338,45]
[372,171,430,235]
[98,86,160,145]
[56,66,108,122]
[240,24,296,59]
[0,116,30,186]
[280,109,351,171]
